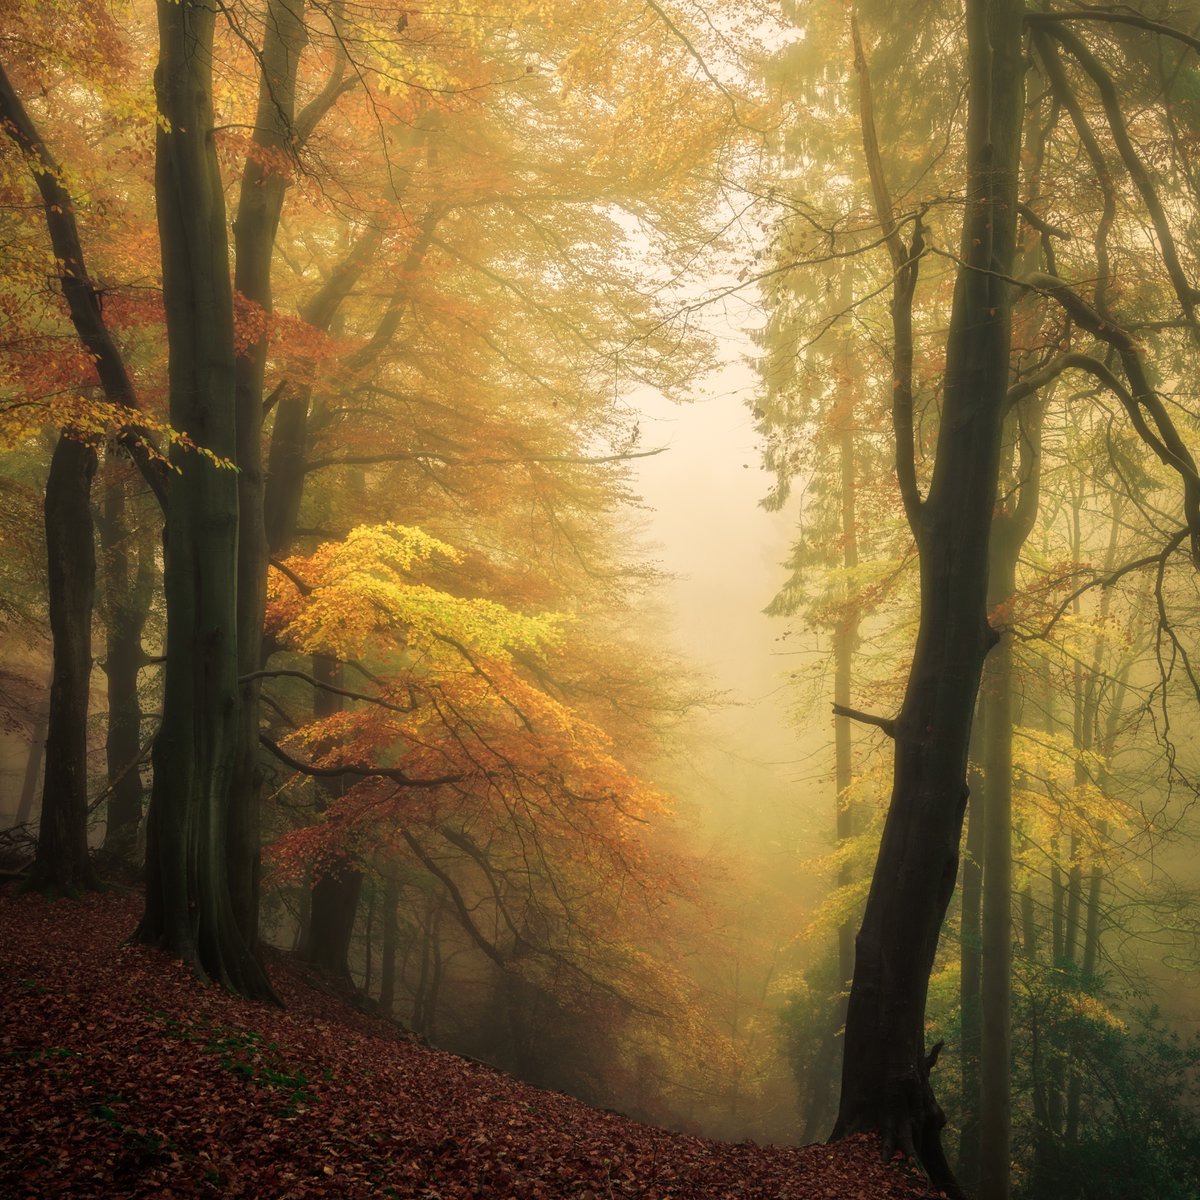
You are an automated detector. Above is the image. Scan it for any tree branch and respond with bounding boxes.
[303,447,668,474]
[241,667,417,714]
[832,703,896,738]
[399,828,508,967]
[1037,22,1200,323]
[1018,528,1190,642]
[269,556,312,595]
[852,14,924,533]
[0,60,168,507]
[259,733,461,788]
[1027,11,1200,57]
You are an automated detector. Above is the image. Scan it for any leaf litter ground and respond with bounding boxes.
[0,890,945,1199]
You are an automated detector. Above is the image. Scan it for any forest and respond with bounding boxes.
[1,1,1199,1198]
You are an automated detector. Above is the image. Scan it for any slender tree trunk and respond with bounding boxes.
[228,0,312,948]
[98,462,154,863]
[804,382,859,1142]
[361,879,376,994]
[979,545,1016,1200]
[1020,886,1037,958]
[962,395,1045,1197]
[378,872,401,1017]
[1063,859,1103,1143]
[834,359,860,993]
[957,710,985,1190]
[135,0,272,999]
[27,435,99,894]
[14,702,48,828]
[834,5,1024,1187]
[412,895,436,1035]
[426,907,445,1040]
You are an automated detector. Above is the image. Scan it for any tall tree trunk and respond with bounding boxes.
[979,545,1016,1200]
[98,461,154,863]
[961,393,1044,1198]
[804,381,859,1142]
[262,219,427,558]
[228,0,312,948]
[1063,858,1104,1143]
[135,0,272,999]
[834,4,1024,1187]
[957,711,985,1190]
[27,435,99,894]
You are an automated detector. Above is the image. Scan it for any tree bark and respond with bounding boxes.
[27,435,99,895]
[378,871,401,1017]
[98,461,154,863]
[979,546,1015,1200]
[135,0,272,999]
[228,0,311,948]
[298,654,361,983]
[804,374,860,1142]
[833,3,1024,1188]
[957,710,985,1190]
[14,704,47,829]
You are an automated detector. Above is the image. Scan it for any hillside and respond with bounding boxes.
[0,891,944,1199]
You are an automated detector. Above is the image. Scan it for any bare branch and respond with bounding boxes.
[1037,22,1200,324]
[399,828,508,967]
[1027,10,1200,57]
[304,447,668,474]
[1018,528,1190,642]
[832,703,896,738]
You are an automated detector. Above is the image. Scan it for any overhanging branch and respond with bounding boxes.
[259,734,461,788]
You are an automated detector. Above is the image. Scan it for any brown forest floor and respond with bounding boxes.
[0,889,945,1199]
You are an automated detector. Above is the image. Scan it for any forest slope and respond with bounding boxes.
[0,891,943,1199]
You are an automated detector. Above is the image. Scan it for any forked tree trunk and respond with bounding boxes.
[27,435,99,895]
[833,2,1024,1188]
[135,0,272,999]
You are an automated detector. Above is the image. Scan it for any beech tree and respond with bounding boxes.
[132,0,272,996]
